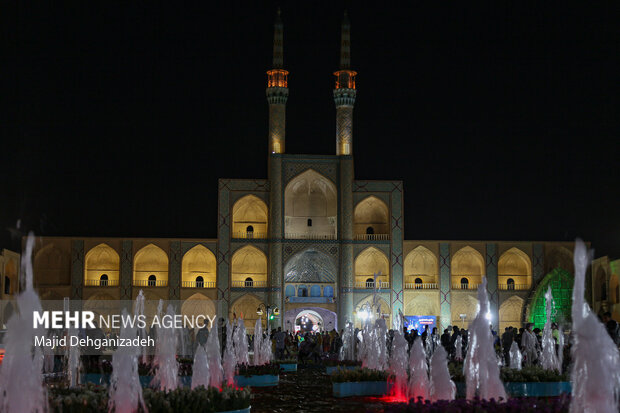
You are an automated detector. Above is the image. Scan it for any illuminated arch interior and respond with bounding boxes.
[354,247,390,286]
[181,293,216,328]
[85,243,120,286]
[451,246,485,286]
[404,246,438,284]
[498,247,532,288]
[499,295,524,331]
[353,196,389,237]
[232,195,268,237]
[529,267,573,330]
[182,245,216,287]
[231,246,267,285]
[451,294,479,328]
[133,244,169,285]
[284,169,337,238]
[354,295,391,329]
[229,294,264,333]
[34,244,70,285]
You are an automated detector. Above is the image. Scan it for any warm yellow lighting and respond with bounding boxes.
[334,70,357,89]
[267,69,289,88]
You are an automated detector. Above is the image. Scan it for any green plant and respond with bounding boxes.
[323,359,362,367]
[237,363,281,377]
[143,385,250,413]
[330,367,391,383]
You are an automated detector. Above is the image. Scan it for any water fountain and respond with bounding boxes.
[109,307,146,413]
[207,322,223,388]
[67,327,80,387]
[133,290,148,363]
[429,345,456,402]
[454,335,463,362]
[570,239,620,413]
[463,277,507,401]
[509,342,522,370]
[0,233,48,413]
[222,320,237,385]
[557,327,564,373]
[388,312,409,401]
[408,336,430,402]
[374,318,389,371]
[191,344,210,389]
[339,320,355,361]
[152,304,179,391]
[234,318,250,366]
[540,286,560,371]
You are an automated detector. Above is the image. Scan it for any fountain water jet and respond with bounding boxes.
[454,335,463,362]
[463,277,507,401]
[408,337,430,402]
[570,239,620,413]
[339,321,355,361]
[152,304,179,391]
[234,318,250,367]
[509,342,522,370]
[67,327,81,387]
[388,312,409,401]
[540,286,560,371]
[207,322,223,388]
[222,320,237,385]
[191,344,210,389]
[429,345,456,402]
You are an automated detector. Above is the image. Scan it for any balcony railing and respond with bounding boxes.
[84,279,119,287]
[404,282,438,290]
[232,280,267,288]
[354,233,390,241]
[232,231,268,240]
[355,281,390,289]
[452,283,479,290]
[285,233,336,240]
[498,283,529,291]
[182,281,216,288]
[133,280,168,287]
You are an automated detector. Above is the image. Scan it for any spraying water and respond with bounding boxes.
[463,278,507,401]
[540,287,560,371]
[206,323,223,388]
[408,337,430,402]
[339,321,355,361]
[374,318,389,371]
[67,327,81,387]
[222,320,237,385]
[429,345,456,402]
[570,239,620,413]
[191,344,210,389]
[108,307,146,413]
[454,335,463,362]
[388,312,409,400]
[557,327,564,373]
[234,318,250,367]
[509,342,522,370]
[133,290,148,364]
[0,233,48,413]
[152,304,179,391]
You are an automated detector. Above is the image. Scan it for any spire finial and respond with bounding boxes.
[272,8,283,69]
[340,10,351,69]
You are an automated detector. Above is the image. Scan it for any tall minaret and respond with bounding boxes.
[334,10,357,156]
[266,8,288,154]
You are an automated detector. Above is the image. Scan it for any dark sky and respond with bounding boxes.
[4,2,620,258]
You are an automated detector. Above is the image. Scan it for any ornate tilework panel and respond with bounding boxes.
[486,243,499,328]
[283,242,339,263]
[283,160,339,186]
[390,181,404,320]
[219,179,269,192]
[169,241,181,300]
[217,181,232,318]
[532,244,544,284]
[439,243,451,330]
[71,240,84,300]
[120,240,133,300]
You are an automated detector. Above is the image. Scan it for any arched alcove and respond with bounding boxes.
[182,245,216,288]
[181,293,216,329]
[451,246,485,289]
[528,268,573,329]
[85,243,120,287]
[232,195,268,239]
[354,247,390,288]
[284,169,337,239]
[353,196,389,239]
[231,246,267,287]
[498,247,532,289]
[499,296,524,331]
[354,295,391,329]
[545,246,574,275]
[34,244,70,285]
[404,246,438,287]
[133,244,168,287]
[229,294,265,333]
[451,294,479,328]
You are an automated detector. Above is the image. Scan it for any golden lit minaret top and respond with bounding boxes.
[266,8,288,154]
[334,10,357,156]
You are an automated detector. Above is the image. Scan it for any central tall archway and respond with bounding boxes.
[528,267,573,329]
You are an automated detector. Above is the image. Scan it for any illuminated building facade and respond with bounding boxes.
[15,12,619,333]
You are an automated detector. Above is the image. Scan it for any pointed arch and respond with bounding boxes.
[232,195,268,238]
[182,293,216,328]
[404,294,439,317]
[354,295,391,329]
[284,169,338,239]
[354,247,390,288]
[229,293,265,333]
[231,245,267,287]
[284,249,336,283]
[451,246,485,287]
[498,247,532,289]
[34,243,70,285]
[353,196,389,238]
[545,246,574,275]
[133,244,168,287]
[404,246,438,284]
[182,245,216,288]
[85,243,120,286]
[499,295,524,331]
[527,267,573,329]
[451,294,479,328]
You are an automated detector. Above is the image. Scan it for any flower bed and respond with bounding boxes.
[330,368,391,398]
[324,360,362,375]
[383,396,570,413]
[235,363,280,387]
[48,383,251,413]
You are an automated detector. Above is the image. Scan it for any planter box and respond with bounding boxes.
[279,363,297,372]
[235,374,279,387]
[332,381,390,398]
[455,382,571,398]
[325,366,360,375]
[218,407,251,413]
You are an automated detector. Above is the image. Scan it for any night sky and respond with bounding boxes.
[4,2,620,258]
